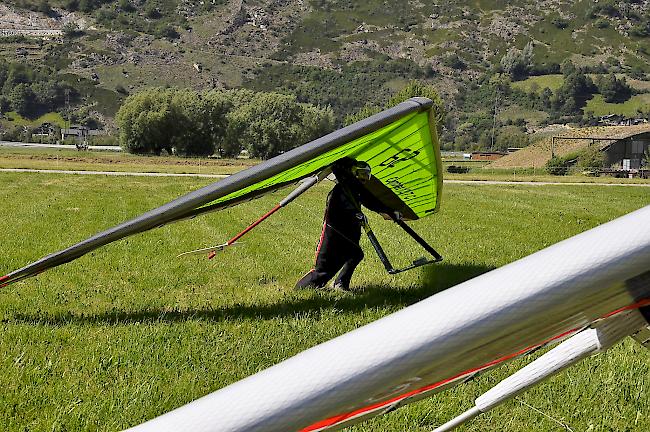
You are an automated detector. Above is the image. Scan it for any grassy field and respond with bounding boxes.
[585,93,650,117]
[512,74,650,95]
[2,147,649,185]
[511,75,564,93]
[1,171,649,431]
[0,148,255,175]
[1,112,67,129]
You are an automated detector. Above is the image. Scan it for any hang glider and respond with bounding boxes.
[125,205,650,432]
[0,97,442,288]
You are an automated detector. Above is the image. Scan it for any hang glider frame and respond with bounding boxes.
[341,184,442,275]
[178,173,325,259]
[433,309,649,432]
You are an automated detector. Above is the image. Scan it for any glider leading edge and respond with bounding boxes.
[1,97,442,288]
[124,205,650,432]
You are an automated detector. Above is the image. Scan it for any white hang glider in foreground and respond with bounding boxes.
[1,98,648,431]
[125,205,650,432]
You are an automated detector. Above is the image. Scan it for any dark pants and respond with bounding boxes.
[296,210,364,290]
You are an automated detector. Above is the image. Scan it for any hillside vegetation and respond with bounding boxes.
[0,0,649,151]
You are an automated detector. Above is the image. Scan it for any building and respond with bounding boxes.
[61,126,104,145]
[600,131,650,169]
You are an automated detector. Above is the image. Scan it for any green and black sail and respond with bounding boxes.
[1,97,442,288]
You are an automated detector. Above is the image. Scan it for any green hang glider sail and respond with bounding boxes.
[0,97,442,288]
[196,108,441,220]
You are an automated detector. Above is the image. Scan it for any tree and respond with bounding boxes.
[170,90,231,157]
[576,145,605,170]
[500,42,534,80]
[117,88,233,156]
[8,84,36,117]
[31,80,65,110]
[443,53,466,70]
[345,81,446,136]
[62,22,83,39]
[388,81,446,131]
[494,126,530,151]
[551,61,597,116]
[118,0,135,13]
[38,0,52,15]
[226,92,334,159]
[2,63,31,95]
[116,88,176,154]
[65,0,79,11]
[597,73,632,103]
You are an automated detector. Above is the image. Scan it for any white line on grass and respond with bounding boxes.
[0,168,228,178]
[1,168,650,187]
[445,180,650,187]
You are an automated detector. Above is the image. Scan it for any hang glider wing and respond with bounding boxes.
[1,97,441,288]
[124,205,650,432]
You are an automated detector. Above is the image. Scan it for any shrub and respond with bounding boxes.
[447,165,470,174]
[596,73,632,103]
[546,153,578,175]
[115,84,129,95]
[576,145,605,170]
[595,18,610,29]
[552,18,569,29]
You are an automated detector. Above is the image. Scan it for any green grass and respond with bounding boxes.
[1,147,648,183]
[0,148,255,175]
[1,171,649,431]
[585,93,650,117]
[511,75,564,93]
[497,105,549,125]
[512,74,650,95]
[2,112,67,128]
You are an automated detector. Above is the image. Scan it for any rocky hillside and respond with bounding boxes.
[1,0,649,144]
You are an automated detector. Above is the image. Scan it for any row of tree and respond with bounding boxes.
[115,88,336,158]
[116,82,446,158]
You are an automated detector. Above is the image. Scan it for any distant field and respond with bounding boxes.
[1,172,649,431]
[0,147,255,175]
[497,105,549,125]
[511,75,564,93]
[1,112,66,128]
[3,147,650,185]
[512,74,650,95]
[444,165,650,184]
[585,93,650,117]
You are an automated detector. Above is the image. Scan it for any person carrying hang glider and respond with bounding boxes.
[296,160,390,291]
[1,97,443,290]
